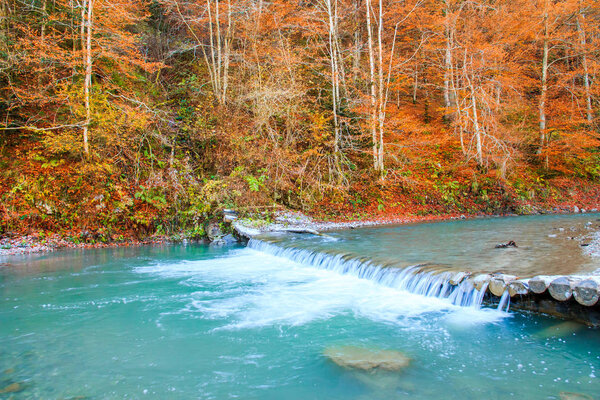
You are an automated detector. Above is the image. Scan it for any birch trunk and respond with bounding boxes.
[326,0,341,178]
[538,3,549,169]
[83,0,93,156]
[576,11,592,124]
[376,0,384,174]
[471,88,483,165]
[365,0,377,171]
[80,0,87,59]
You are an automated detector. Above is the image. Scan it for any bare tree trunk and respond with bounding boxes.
[412,68,418,103]
[82,0,93,156]
[450,41,465,156]
[40,0,47,44]
[80,0,87,58]
[376,0,384,174]
[206,0,219,100]
[352,0,361,84]
[222,0,233,103]
[538,2,549,169]
[365,0,377,171]
[471,87,483,165]
[326,0,341,179]
[576,10,593,124]
[443,18,455,122]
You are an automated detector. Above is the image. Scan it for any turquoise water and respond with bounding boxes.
[260,213,600,276]
[1,216,600,399]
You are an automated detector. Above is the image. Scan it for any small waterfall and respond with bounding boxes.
[248,239,488,309]
[497,290,511,312]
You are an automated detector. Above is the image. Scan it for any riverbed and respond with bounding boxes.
[1,215,599,399]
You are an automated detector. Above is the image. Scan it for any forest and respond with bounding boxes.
[1,0,599,240]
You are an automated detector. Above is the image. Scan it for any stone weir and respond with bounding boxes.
[233,222,600,327]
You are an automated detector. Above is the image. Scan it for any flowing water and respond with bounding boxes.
[1,214,599,399]
[258,213,600,277]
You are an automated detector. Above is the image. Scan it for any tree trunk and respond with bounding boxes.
[80,0,87,58]
[576,11,592,124]
[471,87,483,166]
[83,0,93,156]
[326,0,342,180]
[538,3,549,168]
[376,0,384,175]
[365,0,377,171]
[352,0,361,84]
[443,19,455,122]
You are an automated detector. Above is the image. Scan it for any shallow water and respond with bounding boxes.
[261,213,600,276]
[1,226,599,399]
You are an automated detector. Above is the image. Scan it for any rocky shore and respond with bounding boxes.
[0,233,168,257]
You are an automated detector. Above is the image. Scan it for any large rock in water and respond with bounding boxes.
[323,346,410,371]
[207,221,223,242]
[560,392,594,400]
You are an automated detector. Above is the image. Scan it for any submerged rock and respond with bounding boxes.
[323,346,410,372]
[0,382,23,393]
[534,321,584,339]
[560,391,594,400]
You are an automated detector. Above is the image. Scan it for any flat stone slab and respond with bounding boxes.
[323,346,411,372]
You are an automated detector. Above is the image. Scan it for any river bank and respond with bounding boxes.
[2,205,599,258]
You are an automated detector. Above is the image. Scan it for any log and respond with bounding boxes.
[489,277,507,297]
[489,274,516,297]
[548,277,574,301]
[471,274,492,291]
[449,272,469,286]
[508,280,529,297]
[529,275,554,294]
[573,279,600,307]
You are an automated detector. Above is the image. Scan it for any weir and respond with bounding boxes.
[246,236,600,325]
[248,239,488,309]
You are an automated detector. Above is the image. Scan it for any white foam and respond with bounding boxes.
[135,248,506,329]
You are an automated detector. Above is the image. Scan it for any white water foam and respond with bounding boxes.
[248,239,489,308]
[135,246,506,330]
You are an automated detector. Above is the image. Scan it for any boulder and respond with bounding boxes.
[323,346,410,372]
[222,234,238,245]
[206,221,223,242]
